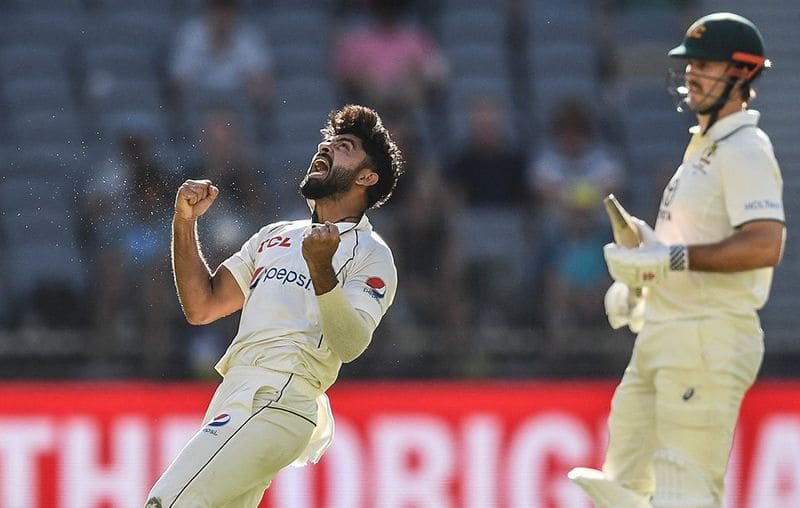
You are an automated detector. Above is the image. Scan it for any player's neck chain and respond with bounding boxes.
[311,209,362,225]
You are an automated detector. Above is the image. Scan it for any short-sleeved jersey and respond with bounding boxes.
[216,215,397,391]
[648,110,784,322]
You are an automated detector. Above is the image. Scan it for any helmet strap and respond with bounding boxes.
[698,70,738,134]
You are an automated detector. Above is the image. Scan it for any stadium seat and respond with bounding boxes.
[439,7,507,46]
[0,44,68,80]
[3,78,77,116]
[4,243,88,301]
[273,44,328,78]
[453,206,530,324]
[86,77,164,117]
[0,176,76,217]
[4,147,83,179]
[11,111,83,149]
[263,7,329,47]
[87,0,170,12]
[273,76,337,115]
[83,45,158,79]
[528,0,593,45]
[0,213,79,248]
[0,10,85,46]
[615,5,684,46]
[82,9,173,52]
[6,0,84,12]
[529,42,597,82]
[446,44,510,81]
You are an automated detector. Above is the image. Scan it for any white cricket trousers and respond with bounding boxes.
[146,366,319,508]
[603,316,763,505]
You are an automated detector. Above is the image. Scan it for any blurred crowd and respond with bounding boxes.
[5,0,783,380]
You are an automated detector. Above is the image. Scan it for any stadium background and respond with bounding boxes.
[0,0,797,506]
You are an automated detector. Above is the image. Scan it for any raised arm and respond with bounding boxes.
[172,179,244,325]
[302,222,373,363]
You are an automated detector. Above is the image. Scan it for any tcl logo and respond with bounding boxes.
[258,236,291,252]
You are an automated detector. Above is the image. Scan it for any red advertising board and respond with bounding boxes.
[0,380,798,507]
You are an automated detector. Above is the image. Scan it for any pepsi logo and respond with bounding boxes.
[208,413,231,427]
[365,277,386,299]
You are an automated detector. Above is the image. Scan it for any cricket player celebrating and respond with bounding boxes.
[146,105,403,507]
[569,13,786,507]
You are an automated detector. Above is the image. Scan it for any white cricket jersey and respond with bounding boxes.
[216,215,397,390]
[648,110,784,322]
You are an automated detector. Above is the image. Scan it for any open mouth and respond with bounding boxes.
[309,153,332,177]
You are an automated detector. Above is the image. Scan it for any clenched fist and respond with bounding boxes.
[175,179,219,221]
[302,222,340,268]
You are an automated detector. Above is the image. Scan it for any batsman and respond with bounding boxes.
[569,12,786,507]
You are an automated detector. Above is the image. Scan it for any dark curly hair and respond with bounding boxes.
[321,104,404,209]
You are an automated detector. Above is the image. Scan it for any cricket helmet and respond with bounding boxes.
[668,12,769,81]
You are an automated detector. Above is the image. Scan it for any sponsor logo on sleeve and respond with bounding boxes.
[208,413,231,427]
[364,277,387,300]
[744,199,781,211]
[203,413,231,435]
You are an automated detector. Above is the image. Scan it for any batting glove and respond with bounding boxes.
[604,282,647,333]
[603,218,688,287]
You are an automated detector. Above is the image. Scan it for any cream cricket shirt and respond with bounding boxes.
[648,110,784,322]
[216,215,397,390]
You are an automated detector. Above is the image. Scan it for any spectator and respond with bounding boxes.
[170,0,274,134]
[80,131,183,378]
[524,96,625,332]
[527,96,625,220]
[332,0,447,128]
[445,95,527,207]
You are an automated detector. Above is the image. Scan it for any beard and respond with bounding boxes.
[299,165,357,201]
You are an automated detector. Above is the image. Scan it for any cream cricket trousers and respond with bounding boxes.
[603,316,763,505]
[146,366,324,508]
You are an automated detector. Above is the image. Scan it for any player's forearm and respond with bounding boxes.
[316,285,373,363]
[688,222,785,272]
[171,216,215,324]
[306,261,339,295]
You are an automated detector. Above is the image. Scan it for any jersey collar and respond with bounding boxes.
[338,214,372,234]
[689,109,760,138]
[311,214,372,235]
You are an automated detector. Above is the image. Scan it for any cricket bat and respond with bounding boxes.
[603,194,641,248]
[603,194,643,300]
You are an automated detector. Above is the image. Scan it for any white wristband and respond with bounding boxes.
[669,244,689,271]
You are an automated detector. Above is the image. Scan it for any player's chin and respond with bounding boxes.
[686,97,707,112]
[300,179,328,200]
